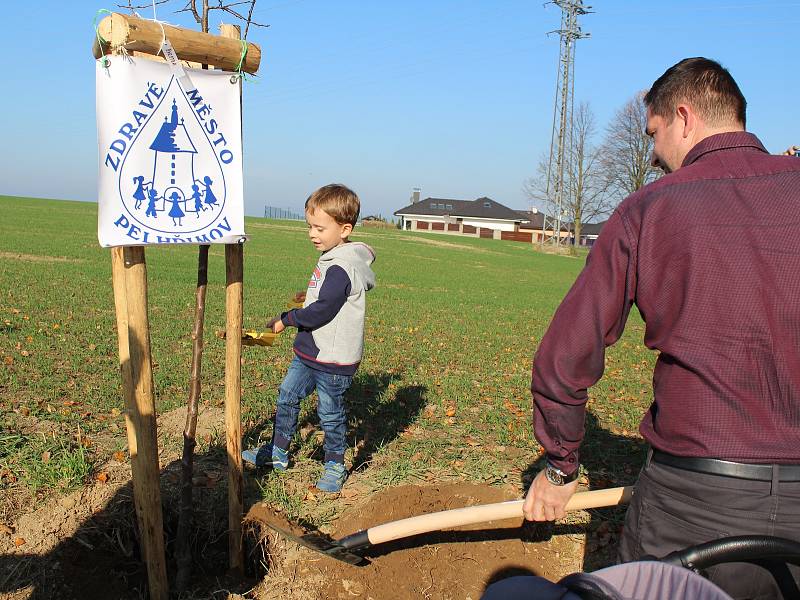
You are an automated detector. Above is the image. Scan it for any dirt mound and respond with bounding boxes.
[253,483,583,600]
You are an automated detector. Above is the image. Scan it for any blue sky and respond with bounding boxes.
[2,1,799,218]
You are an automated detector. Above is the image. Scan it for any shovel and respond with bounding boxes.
[247,486,633,565]
[215,329,279,347]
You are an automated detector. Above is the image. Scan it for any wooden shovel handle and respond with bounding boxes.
[366,486,632,546]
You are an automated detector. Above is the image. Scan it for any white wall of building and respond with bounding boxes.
[460,218,516,232]
[397,214,518,232]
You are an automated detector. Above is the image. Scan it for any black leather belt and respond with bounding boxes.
[652,450,800,482]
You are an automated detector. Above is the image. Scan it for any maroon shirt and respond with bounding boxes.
[532,132,800,474]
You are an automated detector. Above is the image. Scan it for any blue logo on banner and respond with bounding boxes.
[114,76,230,236]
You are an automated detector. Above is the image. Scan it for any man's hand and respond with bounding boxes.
[522,468,579,521]
[782,145,799,156]
[267,316,285,334]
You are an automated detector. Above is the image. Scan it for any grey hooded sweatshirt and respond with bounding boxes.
[280,242,376,375]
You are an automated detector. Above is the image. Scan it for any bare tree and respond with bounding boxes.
[117,0,266,36]
[568,102,613,246]
[599,92,660,201]
[524,102,611,249]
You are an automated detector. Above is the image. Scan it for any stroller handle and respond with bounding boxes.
[661,535,800,570]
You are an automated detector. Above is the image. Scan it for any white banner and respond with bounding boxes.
[96,55,245,247]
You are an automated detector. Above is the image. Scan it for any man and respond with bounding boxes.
[523,57,800,599]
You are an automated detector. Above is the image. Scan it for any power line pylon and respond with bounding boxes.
[542,0,591,248]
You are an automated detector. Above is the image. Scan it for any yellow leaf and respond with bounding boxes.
[96,472,109,483]
[112,451,127,462]
[445,407,456,417]
[3,356,12,365]
[41,451,51,463]
[14,537,25,547]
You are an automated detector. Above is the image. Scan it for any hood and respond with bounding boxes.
[320,241,376,290]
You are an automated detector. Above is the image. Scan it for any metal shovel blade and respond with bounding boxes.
[245,504,367,565]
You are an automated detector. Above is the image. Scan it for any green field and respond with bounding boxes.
[0,194,654,530]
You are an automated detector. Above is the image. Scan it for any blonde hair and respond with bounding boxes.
[305,184,360,226]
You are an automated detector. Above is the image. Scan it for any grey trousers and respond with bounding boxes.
[618,451,800,600]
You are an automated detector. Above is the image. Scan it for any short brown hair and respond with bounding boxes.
[305,184,360,226]
[644,57,746,127]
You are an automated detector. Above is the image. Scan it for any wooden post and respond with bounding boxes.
[111,248,139,464]
[224,242,244,574]
[221,21,245,577]
[110,247,169,600]
[93,13,261,74]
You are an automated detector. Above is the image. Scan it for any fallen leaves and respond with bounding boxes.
[14,537,26,547]
[503,399,526,417]
[112,451,127,462]
[96,472,109,483]
[0,468,17,484]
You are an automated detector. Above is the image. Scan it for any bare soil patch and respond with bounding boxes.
[250,483,584,600]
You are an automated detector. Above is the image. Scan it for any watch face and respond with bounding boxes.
[545,466,565,486]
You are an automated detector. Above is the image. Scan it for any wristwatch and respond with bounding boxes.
[544,462,579,486]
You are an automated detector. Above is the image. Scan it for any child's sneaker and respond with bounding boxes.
[316,461,348,493]
[241,444,289,472]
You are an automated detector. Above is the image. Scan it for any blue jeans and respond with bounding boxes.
[272,356,353,464]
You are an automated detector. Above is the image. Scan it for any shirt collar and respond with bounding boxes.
[681,131,767,168]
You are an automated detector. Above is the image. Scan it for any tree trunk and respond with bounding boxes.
[175,244,210,592]
[573,218,582,255]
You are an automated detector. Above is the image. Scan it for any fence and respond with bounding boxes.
[263,206,305,220]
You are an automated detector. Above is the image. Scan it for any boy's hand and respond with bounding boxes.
[293,291,306,303]
[267,316,285,334]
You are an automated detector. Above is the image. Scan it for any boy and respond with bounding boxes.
[242,184,376,493]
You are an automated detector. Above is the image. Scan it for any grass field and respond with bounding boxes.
[0,194,654,543]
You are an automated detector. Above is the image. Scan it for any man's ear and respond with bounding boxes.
[676,104,695,138]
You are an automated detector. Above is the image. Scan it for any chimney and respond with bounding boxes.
[411,187,421,204]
